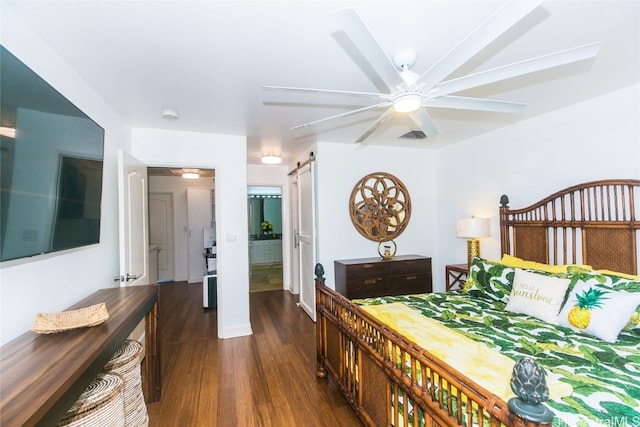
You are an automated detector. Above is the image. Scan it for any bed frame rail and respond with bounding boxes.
[315,265,549,427]
[500,179,640,274]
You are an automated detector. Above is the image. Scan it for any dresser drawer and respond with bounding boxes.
[388,273,432,295]
[391,258,432,276]
[345,262,391,280]
[334,255,432,299]
[346,277,393,299]
[348,274,431,298]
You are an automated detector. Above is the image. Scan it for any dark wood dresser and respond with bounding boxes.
[334,255,432,299]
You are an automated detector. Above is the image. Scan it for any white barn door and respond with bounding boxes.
[288,173,300,294]
[297,162,316,321]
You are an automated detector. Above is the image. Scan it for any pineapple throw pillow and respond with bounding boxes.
[557,280,640,343]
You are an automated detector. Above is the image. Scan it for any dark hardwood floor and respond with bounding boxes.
[146,282,363,426]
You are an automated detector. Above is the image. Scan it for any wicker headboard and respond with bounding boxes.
[499,179,640,275]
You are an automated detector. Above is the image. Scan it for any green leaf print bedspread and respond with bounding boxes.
[354,292,640,427]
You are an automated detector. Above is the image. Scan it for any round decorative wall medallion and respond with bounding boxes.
[349,172,411,243]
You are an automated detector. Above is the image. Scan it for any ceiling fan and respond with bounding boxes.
[265,1,600,143]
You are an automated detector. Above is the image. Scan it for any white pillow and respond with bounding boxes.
[557,280,640,343]
[505,269,570,324]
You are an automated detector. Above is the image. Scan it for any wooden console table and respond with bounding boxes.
[0,285,161,427]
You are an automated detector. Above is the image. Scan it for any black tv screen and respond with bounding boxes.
[0,45,105,262]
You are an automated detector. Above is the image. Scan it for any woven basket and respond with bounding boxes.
[58,372,125,427]
[104,340,148,427]
[32,303,109,334]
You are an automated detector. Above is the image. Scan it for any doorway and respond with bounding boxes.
[147,167,215,284]
[248,186,283,292]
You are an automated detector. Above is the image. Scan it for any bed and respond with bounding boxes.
[315,179,640,427]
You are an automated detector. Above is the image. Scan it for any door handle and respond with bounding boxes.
[294,228,299,248]
[113,273,139,282]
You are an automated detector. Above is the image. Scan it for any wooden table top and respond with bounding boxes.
[0,285,158,427]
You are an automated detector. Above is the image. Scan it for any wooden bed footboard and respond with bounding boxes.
[315,264,549,427]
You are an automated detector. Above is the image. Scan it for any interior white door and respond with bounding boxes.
[297,162,316,320]
[149,193,174,282]
[288,173,300,294]
[117,150,149,287]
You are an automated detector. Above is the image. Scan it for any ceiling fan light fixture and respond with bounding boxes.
[393,93,422,113]
[261,154,282,164]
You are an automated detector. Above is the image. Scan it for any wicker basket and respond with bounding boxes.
[32,303,109,334]
[58,372,125,427]
[104,340,148,427]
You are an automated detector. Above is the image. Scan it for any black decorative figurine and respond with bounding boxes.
[508,357,553,423]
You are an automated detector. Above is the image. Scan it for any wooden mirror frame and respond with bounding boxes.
[348,172,411,242]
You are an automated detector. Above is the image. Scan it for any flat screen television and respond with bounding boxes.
[0,45,105,262]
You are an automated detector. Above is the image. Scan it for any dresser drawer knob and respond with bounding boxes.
[364,279,377,285]
[406,275,417,280]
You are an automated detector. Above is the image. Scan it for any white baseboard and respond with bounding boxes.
[219,324,253,339]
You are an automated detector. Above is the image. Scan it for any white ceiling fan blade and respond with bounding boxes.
[291,102,391,130]
[264,85,387,100]
[425,96,526,113]
[355,108,394,143]
[432,42,601,97]
[333,8,404,90]
[419,0,542,91]
[408,108,439,137]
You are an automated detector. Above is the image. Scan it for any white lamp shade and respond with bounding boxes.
[456,217,490,238]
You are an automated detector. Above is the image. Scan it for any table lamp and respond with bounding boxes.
[456,217,490,266]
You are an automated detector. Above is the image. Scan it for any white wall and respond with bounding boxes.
[132,128,252,339]
[149,176,214,282]
[314,142,439,289]
[0,4,131,345]
[434,83,640,290]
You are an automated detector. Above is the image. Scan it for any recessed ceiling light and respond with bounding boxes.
[182,168,200,179]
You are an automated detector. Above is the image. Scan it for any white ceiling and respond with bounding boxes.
[6,1,639,165]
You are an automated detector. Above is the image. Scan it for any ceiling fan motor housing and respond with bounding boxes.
[393,49,417,71]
